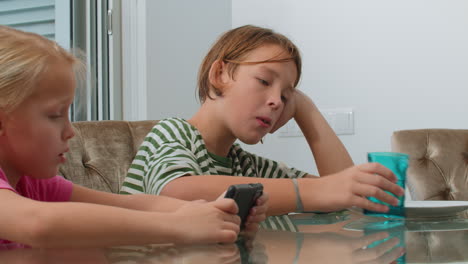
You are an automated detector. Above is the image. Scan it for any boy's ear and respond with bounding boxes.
[208,60,230,96]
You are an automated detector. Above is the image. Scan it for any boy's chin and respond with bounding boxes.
[238,137,263,145]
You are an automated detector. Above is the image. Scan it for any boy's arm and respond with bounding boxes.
[161,175,297,216]
[293,91,354,176]
[270,90,353,176]
[161,165,404,216]
[0,188,239,248]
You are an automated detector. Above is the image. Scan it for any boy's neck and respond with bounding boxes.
[188,107,236,157]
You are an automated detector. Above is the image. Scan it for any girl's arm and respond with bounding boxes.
[70,184,189,212]
[0,188,240,248]
[71,184,268,234]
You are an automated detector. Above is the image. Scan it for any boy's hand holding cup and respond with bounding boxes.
[364,152,409,218]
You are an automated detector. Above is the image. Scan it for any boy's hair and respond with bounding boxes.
[0,26,83,112]
[198,25,302,103]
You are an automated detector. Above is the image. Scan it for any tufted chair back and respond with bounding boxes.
[391,129,468,201]
[59,120,158,193]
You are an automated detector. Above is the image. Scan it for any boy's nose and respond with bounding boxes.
[267,93,283,110]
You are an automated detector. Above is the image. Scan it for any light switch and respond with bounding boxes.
[277,108,354,137]
[320,108,354,135]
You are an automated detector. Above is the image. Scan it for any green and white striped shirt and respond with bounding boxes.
[121,118,308,196]
[121,118,307,231]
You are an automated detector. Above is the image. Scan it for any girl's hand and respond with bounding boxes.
[243,192,269,234]
[303,163,405,212]
[173,199,241,244]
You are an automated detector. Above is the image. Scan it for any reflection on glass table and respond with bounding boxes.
[1,210,468,264]
[343,212,468,264]
[107,243,244,264]
[0,247,109,264]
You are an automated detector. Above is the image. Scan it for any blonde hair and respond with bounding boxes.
[0,26,83,112]
[198,25,302,103]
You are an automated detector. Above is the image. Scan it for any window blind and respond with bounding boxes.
[0,0,55,39]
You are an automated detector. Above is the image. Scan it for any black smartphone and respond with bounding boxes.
[224,183,263,229]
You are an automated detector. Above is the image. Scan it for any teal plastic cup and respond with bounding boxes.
[364,152,408,218]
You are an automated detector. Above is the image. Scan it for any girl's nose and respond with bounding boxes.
[63,120,75,140]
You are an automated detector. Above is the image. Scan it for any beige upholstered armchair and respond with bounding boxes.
[391,129,468,201]
[59,120,158,193]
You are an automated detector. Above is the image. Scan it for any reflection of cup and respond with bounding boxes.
[364,220,406,264]
[364,152,408,218]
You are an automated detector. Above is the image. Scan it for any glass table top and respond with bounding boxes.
[1,210,468,263]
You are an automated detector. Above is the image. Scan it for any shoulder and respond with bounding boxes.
[0,177,15,193]
[136,118,203,158]
[147,118,199,143]
[26,175,71,189]
[17,176,72,202]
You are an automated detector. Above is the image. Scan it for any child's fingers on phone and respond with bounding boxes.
[224,213,241,226]
[213,198,239,214]
[216,191,227,200]
[252,203,268,215]
[246,213,266,223]
[243,222,259,233]
[256,192,269,205]
[219,230,239,243]
[223,220,241,233]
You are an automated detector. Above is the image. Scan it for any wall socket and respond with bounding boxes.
[277,108,354,137]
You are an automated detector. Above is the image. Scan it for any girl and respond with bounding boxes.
[0,26,268,248]
[121,25,404,216]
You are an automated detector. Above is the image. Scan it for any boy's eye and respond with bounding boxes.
[281,95,288,102]
[257,78,270,86]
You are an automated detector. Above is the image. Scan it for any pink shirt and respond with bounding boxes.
[0,168,73,246]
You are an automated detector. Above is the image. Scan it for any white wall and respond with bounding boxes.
[145,0,232,120]
[232,0,468,174]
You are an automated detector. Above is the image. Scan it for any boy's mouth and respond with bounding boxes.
[256,117,272,127]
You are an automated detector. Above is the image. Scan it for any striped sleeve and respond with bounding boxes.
[145,142,202,195]
[122,141,202,195]
[121,118,204,195]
